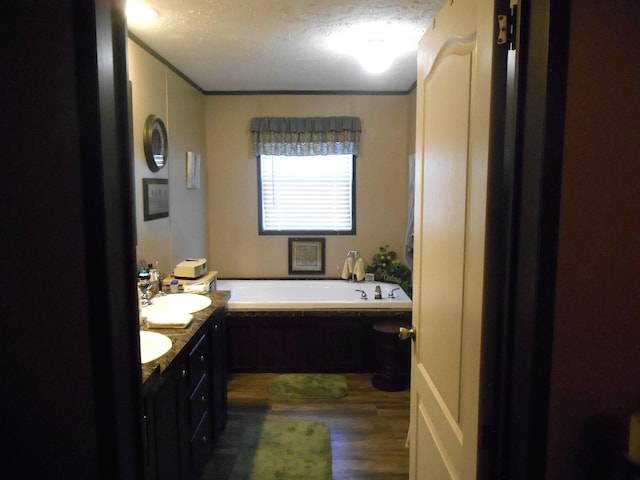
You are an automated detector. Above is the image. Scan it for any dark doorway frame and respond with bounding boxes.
[479,1,571,478]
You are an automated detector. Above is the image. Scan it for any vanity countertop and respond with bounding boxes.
[141,290,230,384]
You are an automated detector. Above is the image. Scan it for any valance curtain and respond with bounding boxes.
[251,116,361,156]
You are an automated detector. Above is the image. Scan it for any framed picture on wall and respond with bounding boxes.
[186,151,200,189]
[143,178,169,221]
[288,237,325,275]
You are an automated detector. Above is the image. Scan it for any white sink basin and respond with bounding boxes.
[139,330,172,364]
[144,293,212,315]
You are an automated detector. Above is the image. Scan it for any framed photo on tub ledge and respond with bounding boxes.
[288,238,325,275]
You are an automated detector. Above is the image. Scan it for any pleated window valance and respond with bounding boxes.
[250,116,361,156]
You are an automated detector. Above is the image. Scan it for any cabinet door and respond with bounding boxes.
[189,410,213,477]
[184,331,213,480]
[142,380,159,480]
[211,315,228,438]
[153,367,183,480]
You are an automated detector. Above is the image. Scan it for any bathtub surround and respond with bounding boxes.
[269,374,348,399]
[226,310,411,373]
[229,421,332,480]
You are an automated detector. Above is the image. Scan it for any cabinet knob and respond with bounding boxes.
[202,435,207,443]
[181,369,187,378]
[200,354,205,363]
[201,395,206,403]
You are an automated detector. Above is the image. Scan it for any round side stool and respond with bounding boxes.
[371,320,411,391]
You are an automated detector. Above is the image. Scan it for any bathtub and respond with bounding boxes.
[216,279,412,311]
[218,279,412,372]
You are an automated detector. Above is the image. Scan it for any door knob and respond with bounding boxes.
[398,326,416,341]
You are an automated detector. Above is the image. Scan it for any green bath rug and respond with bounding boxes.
[230,421,332,480]
[269,373,348,399]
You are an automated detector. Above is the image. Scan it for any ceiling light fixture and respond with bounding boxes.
[327,22,423,74]
[125,3,158,24]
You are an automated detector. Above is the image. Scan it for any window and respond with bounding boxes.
[258,154,356,235]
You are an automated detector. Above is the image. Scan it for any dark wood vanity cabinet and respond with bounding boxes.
[142,311,227,480]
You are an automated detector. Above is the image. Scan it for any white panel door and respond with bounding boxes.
[409,0,497,478]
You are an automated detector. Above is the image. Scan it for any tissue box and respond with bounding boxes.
[173,258,207,279]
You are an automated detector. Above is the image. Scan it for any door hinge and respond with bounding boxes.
[497,3,518,50]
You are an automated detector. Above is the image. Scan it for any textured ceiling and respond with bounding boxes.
[127,0,445,93]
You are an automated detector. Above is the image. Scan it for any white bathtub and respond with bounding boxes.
[216,279,412,311]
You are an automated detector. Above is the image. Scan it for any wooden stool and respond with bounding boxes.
[371,320,410,391]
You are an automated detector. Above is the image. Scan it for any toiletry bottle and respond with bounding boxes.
[138,269,151,305]
[138,268,150,286]
[170,279,179,293]
[148,267,159,295]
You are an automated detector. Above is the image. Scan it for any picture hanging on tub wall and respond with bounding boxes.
[143,178,169,221]
[186,151,200,189]
[288,237,325,275]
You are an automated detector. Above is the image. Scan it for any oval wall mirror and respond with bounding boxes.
[143,114,168,172]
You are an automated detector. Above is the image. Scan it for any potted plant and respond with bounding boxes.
[366,245,412,298]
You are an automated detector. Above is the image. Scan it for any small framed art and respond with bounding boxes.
[186,151,200,189]
[288,237,325,275]
[143,178,169,221]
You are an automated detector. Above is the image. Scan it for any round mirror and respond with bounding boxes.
[143,115,168,172]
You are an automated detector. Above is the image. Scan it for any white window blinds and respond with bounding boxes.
[259,154,354,233]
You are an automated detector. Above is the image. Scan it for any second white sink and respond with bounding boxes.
[145,293,212,314]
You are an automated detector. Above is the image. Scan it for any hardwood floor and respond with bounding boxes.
[200,373,410,480]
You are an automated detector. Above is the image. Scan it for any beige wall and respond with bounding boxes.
[128,39,416,279]
[205,94,415,278]
[128,40,208,276]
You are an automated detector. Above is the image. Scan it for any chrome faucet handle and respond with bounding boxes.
[355,289,368,299]
[388,287,400,298]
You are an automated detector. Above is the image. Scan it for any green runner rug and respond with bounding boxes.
[269,373,348,399]
[229,421,332,480]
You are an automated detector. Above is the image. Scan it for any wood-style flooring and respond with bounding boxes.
[200,373,410,480]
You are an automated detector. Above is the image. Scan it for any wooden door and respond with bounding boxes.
[409,0,498,478]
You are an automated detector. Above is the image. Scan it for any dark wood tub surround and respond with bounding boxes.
[225,310,412,374]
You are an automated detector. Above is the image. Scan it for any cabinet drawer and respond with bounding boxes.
[187,333,209,391]
[190,410,213,474]
[189,373,209,430]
